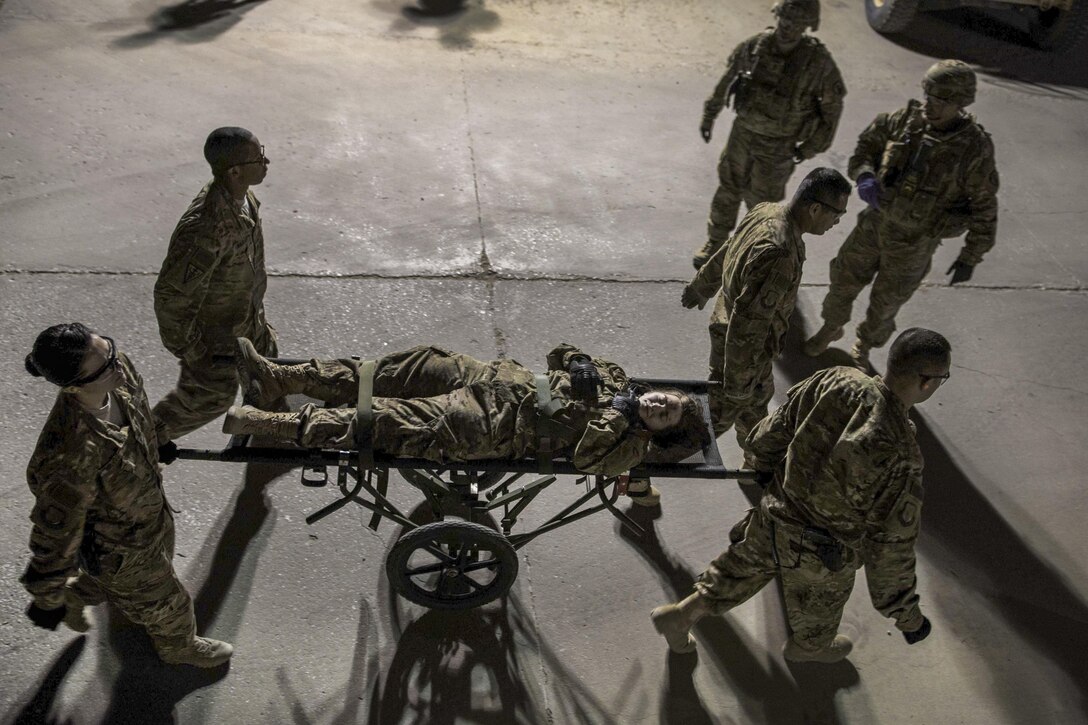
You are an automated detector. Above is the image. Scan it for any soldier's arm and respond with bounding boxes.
[572,408,649,476]
[957,136,1000,266]
[687,238,729,301]
[796,55,847,159]
[744,372,830,471]
[153,222,226,363]
[847,110,896,181]
[20,471,96,608]
[720,249,790,400]
[861,463,926,632]
[703,40,749,123]
[546,343,592,371]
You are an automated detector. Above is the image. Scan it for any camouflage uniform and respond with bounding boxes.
[20,353,197,653]
[818,101,999,349]
[153,179,278,441]
[696,29,845,266]
[269,344,657,476]
[686,202,805,446]
[695,366,926,649]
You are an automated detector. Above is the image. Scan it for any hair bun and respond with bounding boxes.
[25,353,44,377]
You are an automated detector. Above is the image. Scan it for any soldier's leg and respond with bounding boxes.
[745,147,797,208]
[734,366,775,466]
[373,346,494,398]
[857,237,940,350]
[152,359,238,442]
[707,319,733,436]
[696,127,753,267]
[818,210,883,331]
[780,557,858,653]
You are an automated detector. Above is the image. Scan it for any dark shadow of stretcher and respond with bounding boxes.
[176,360,753,610]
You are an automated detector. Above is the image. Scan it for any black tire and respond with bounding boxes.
[1028,3,1088,53]
[386,521,518,610]
[865,0,920,33]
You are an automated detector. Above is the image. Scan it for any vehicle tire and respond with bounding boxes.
[386,521,518,610]
[1028,3,1088,52]
[865,0,920,33]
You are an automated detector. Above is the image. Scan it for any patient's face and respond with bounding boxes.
[638,392,683,431]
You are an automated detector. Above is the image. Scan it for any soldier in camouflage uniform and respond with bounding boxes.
[682,168,851,456]
[805,60,999,369]
[222,339,710,478]
[651,328,948,662]
[21,323,231,667]
[152,126,279,442]
[694,0,846,269]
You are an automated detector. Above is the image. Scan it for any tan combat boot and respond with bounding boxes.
[158,636,234,668]
[223,405,301,440]
[802,324,844,357]
[626,477,661,507]
[236,337,301,408]
[848,340,872,371]
[783,634,853,663]
[62,586,91,633]
[650,604,698,654]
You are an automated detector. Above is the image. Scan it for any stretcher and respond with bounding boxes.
[177,361,753,610]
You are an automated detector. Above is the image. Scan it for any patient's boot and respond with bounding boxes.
[802,324,844,357]
[626,477,661,507]
[223,405,301,441]
[236,338,306,408]
[783,634,853,663]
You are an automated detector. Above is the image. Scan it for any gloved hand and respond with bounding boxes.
[26,602,65,631]
[946,260,974,285]
[856,173,881,210]
[567,357,602,404]
[700,119,713,143]
[611,388,641,426]
[157,441,179,465]
[903,616,932,645]
[753,470,774,486]
[681,284,707,310]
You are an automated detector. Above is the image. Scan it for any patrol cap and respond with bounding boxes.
[773,0,820,30]
[922,59,976,106]
[203,127,258,175]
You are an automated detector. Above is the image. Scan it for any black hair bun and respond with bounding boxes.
[25,354,44,377]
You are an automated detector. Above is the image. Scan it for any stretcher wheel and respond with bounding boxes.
[386,521,518,610]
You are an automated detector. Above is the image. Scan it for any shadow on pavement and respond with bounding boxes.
[5,636,86,725]
[381,0,501,50]
[779,307,1088,720]
[112,0,269,48]
[877,8,1088,91]
[617,505,860,725]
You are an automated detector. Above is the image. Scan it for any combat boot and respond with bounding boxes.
[62,588,91,633]
[650,604,698,654]
[236,338,303,408]
[692,237,726,270]
[626,477,661,507]
[802,324,844,357]
[848,340,872,371]
[782,634,853,663]
[158,636,233,668]
[223,405,301,440]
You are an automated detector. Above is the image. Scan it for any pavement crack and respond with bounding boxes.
[952,363,1088,396]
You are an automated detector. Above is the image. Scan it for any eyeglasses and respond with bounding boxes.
[920,371,951,385]
[236,145,268,166]
[815,199,848,217]
[68,336,118,387]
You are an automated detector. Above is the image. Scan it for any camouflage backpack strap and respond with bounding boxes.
[533,374,578,475]
[354,359,377,470]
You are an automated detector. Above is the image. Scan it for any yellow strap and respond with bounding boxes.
[354,359,376,469]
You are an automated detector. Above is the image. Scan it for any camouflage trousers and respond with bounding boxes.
[708,320,774,452]
[69,511,197,652]
[700,125,798,262]
[696,506,859,650]
[284,346,533,462]
[820,208,942,349]
[153,323,278,442]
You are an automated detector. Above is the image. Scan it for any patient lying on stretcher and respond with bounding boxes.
[222,339,710,477]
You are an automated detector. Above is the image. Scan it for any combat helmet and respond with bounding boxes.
[773,0,820,31]
[922,59,977,106]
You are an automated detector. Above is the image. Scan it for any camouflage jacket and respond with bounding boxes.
[746,366,925,630]
[704,30,846,157]
[849,100,999,265]
[20,353,170,608]
[154,179,271,363]
[688,203,805,399]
